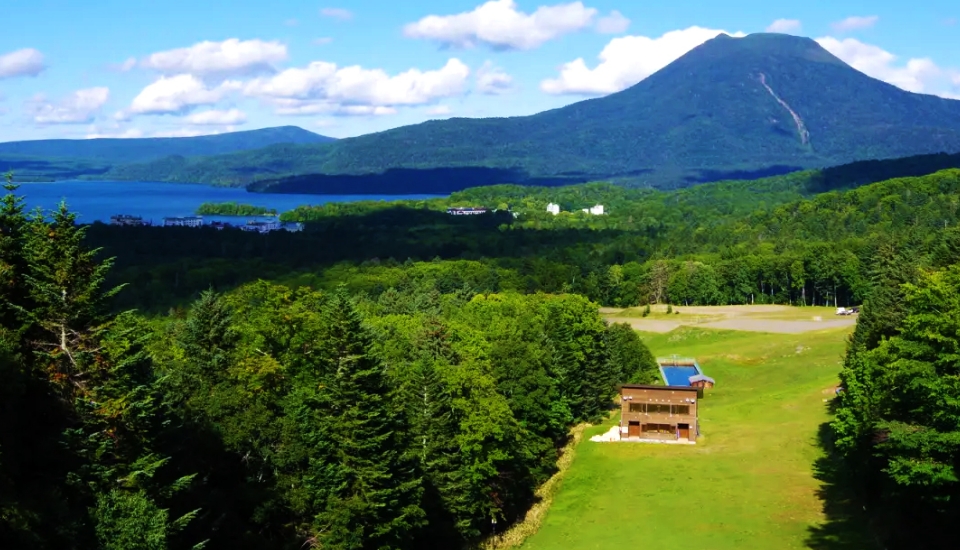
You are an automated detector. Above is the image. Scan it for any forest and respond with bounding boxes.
[3,153,960,549]
[0,173,658,549]
[195,202,278,216]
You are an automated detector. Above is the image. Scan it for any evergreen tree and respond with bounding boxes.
[311,291,425,549]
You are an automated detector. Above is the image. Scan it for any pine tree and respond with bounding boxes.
[312,291,425,549]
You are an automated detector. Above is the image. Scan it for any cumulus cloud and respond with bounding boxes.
[427,105,452,115]
[320,7,352,20]
[475,61,513,94]
[245,58,470,111]
[139,39,288,77]
[85,126,145,139]
[184,108,247,125]
[831,15,879,32]
[816,36,949,95]
[28,87,110,124]
[595,10,630,34]
[262,98,397,116]
[126,74,242,116]
[153,126,236,137]
[766,19,801,33]
[404,0,597,50]
[541,26,744,95]
[0,48,46,79]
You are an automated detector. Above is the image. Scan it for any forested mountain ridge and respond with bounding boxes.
[0,126,334,181]
[102,33,960,190]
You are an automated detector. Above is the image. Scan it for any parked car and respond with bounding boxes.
[836,307,860,316]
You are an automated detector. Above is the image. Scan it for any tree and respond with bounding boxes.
[310,291,425,549]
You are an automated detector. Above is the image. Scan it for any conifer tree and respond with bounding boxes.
[311,290,424,549]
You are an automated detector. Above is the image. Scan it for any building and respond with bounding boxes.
[162,216,203,227]
[689,374,715,388]
[446,207,488,215]
[110,215,151,226]
[546,203,560,215]
[281,222,304,232]
[619,384,699,443]
[581,204,604,215]
[241,219,281,233]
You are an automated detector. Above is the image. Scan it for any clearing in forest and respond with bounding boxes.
[520,325,877,550]
[601,304,857,333]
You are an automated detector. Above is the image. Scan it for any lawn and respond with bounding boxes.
[520,325,876,550]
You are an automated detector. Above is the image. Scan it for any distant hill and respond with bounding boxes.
[0,126,334,181]
[98,33,960,191]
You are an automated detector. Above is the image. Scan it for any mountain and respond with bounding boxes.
[0,126,334,181]
[77,34,960,190]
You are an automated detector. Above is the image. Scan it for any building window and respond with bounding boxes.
[647,404,671,414]
[672,405,690,415]
[642,423,673,434]
[628,403,645,413]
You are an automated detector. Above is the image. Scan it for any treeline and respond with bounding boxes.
[831,247,960,549]
[195,202,277,216]
[80,169,960,314]
[1,176,661,549]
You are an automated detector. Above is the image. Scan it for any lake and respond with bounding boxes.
[14,180,445,224]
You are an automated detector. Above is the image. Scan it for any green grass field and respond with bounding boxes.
[520,326,877,550]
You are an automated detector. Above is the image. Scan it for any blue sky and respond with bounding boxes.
[0,0,958,142]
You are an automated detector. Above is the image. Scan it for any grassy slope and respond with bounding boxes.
[521,325,877,550]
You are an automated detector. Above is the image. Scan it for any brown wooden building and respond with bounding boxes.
[619,384,699,443]
[689,374,715,389]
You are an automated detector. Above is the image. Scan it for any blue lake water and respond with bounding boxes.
[661,366,700,386]
[15,180,445,225]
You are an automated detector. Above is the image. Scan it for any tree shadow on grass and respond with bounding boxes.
[805,406,883,550]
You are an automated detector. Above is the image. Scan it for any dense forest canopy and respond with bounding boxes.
[4,143,960,549]
[0,172,659,549]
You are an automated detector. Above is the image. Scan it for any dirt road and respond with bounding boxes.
[603,305,857,334]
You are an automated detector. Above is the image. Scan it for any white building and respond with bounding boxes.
[546,203,560,215]
[162,216,203,227]
[581,204,604,215]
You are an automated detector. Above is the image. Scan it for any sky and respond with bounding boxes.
[0,0,958,142]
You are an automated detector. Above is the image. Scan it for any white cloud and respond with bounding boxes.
[152,126,236,137]
[85,126,144,139]
[831,15,878,32]
[314,37,334,45]
[427,105,452,115]
[140,39,288,77]
[595,10,630,34]
[264,98,397,116]
[245,58,470,109]
[404,0,597,50]
[766,19,801,33]
[541,26,744,95]
[0,48,46,79]
[184,108,247,125]
[476,61,513,94]
[816,36,947,94]
[320,7,352,20]
[118,57,137,71]
[28,87,110,124]
[127,74,242,116]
